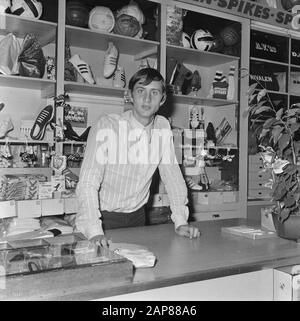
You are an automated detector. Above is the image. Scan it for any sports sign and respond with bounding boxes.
[179,0,300,30]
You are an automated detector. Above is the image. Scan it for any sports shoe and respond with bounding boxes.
[185,176,203,191]
[30,105,54,140]
[79,126,91,142]
[69,54,95,84]
[103,42,118,78]
[113,65,126,88]
[64,120,81,141]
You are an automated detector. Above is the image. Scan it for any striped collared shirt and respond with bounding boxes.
[75,110,189,239]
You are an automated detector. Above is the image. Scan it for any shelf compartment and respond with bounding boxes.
[169,94,238,106]
[65,25,159,55]
[0,75,55,96]
[250,57,288,67]
[166,45,239,67]
[63,141,87,145]
[64,81,125,98]
[0,168,52,178]
[253,89,288,96]
[0,13,57,46]
[0,139,54,144]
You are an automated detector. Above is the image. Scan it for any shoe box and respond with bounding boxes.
[0,200,16,219]
[0,198,78,218]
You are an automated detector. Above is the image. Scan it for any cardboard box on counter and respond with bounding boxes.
[0,200,16,219]
[16,200,41,218]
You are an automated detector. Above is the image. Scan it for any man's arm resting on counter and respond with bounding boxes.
[158,132,200,239]
[75,120,107,240]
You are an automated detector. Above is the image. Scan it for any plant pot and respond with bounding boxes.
[272,213,300,241]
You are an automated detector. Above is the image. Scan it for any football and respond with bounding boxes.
[190,29,214,51]
[114,14,140,37]
[219,26,240,47]
[10,0,42,19]
[181,32,191,48]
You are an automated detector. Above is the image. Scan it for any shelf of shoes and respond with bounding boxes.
[65,25,159,57]
[64,81,126,98]
[0,167,52,177]
[0,13,57,47]
[0,139,54,144]
[167,45,239,67]
[169,94,238,106]
[0,75,56,97]
[62,141,86,145]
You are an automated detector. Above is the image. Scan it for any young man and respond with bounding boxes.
[75,68,200,247]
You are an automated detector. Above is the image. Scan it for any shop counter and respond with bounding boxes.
[1,218,300,300]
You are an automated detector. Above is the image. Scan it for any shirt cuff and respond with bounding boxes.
[77,221,104,240]
[171,207,189,230]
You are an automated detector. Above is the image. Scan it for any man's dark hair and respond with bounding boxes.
[128,68,166,94]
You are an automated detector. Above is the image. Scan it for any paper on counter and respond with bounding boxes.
[109,242,156,268]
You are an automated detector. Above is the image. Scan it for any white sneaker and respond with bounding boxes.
[69,54,95,84]
[113,65,126,88]
[185,176,203,191]
[103,42,118,78]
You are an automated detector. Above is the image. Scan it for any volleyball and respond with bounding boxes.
[219,26,240,47]
[190,29,214,51]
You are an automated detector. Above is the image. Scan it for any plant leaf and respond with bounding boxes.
[272,181,287,201]
[247,83,258,96]
[289,123,300,134]
[257,89,267,102]
[263,118,276,129]
[259,128,269,139]
[278,208,291,223]
[284,194,297,207]
[276,108,284,120]
[277,133,291,152]
[272,126,284,144]
[254,106,272,115]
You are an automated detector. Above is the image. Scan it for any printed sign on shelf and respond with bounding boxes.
[179,0,300,30]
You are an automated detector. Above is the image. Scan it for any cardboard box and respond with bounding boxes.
[197,193,209,205]
[208,192,223,205]
[64,197,78,214]
[41,198,64,216]
[274,265,300,301]
[223,191,237,203]
[16,200,41,218]
[0,200,16,219]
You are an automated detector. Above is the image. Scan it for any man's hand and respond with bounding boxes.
[176,224,201,239]
[89,234,110,248]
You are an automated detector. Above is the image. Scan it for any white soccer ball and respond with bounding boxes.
[10,0,43,19]
[88,6,115,32]
[190,29,214,51]
[182,32,191,48]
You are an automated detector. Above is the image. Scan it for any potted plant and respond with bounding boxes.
[247,82,300,241]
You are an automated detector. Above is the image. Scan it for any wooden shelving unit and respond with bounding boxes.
[0,0,251,222]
